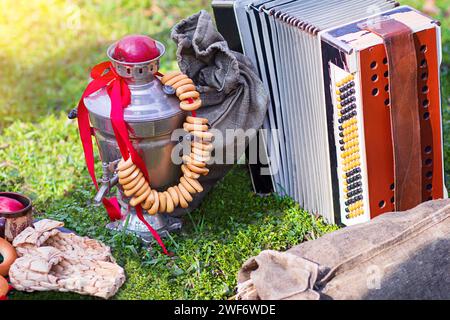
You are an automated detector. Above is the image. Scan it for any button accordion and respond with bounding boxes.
[212,0,446,225]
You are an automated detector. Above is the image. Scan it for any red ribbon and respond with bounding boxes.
[77,61,168,255]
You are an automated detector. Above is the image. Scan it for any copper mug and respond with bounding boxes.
[0,192,33,242]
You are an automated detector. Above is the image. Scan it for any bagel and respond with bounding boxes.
[191,130,213,141]
[179,90,200,101]
[0,237,17,277]
[187,163,210,175]
[119,168,141,185]
[148,190,159,215]
[192,147,210,158]
[176,84,196,97]
[167,187,179,207]
[190,152,211,163]
[182,154,206,168]
[171,77,193,89]
[165,73,189,87]
[184,176,204,193]
[121,172,143,190]
[181,164,200,180]
[186,116,208,125]
[129,187,151,207]
[180,98,202,112]
[142,195,153,210]
[164,191,174,213]
[174,186,189,209]
[118,164,136,179]
[117,157,134,171]
[183,122,209,133]
[178,183,193,202]
[0,275,8,298]
[192,141,213,151]
[161,71,182,84]
[124,176,146,197]
[158,192,167,213]
[180,177,196,194]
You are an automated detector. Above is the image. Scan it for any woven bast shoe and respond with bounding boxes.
[9,219,125,299]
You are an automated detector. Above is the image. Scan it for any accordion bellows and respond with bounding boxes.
[231,0,445,225]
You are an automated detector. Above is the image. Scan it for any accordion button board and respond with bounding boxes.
[330,63,370,225]
[228,1,446,226]
[331,67,369,225]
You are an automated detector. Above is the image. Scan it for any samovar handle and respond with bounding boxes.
[67,108,78,119]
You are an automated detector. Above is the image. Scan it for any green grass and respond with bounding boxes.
[0,114,337,300]
[0,0,449,300]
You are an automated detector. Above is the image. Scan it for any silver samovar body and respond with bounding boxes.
[84,41,185,240]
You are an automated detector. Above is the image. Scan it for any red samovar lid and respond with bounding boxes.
[112,34,160,63]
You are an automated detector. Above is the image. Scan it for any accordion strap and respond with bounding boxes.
[365,19,422,211]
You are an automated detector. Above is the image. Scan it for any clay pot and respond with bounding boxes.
[0,192,33,242]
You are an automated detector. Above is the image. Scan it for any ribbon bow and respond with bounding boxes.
[77,61,168,255]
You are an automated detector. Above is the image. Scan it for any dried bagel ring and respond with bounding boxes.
[180,99,202,112]
[184,176,204,193]
[161,71,182,84]
[180,176,196,194]
[186,116,208,125]
[172,78,194,89]
[192,141,213,151]
[0,237,17,276]
[167,187,179,207]
[181,164,200,179]
[176,84,196,97]
[158,192,167,213]
[179,90,200,101]
[174,186,189,208]
[178,183,193,202]
[192,147,210,158]
[183,122,209,132]
[118,157,134,171]
[121,171,143,190]
[164,191,174,213]
[142,195,153,210]
[148,190,159,215]
[187,163,209,175]
[183,154,207,167]
[118,164,137,179]
[130,187,151,207]
[191,130,213,141]
[134,181,150,197]
[165,74,188,87]
[124,176,146,197]
[190,152,210,163]
[119,168,141,185]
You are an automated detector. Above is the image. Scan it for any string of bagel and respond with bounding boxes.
[116,71,213,214]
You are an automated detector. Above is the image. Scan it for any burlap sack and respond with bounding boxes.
[237,199,450,300]
[9,219,125,299]
[169,10,269,216]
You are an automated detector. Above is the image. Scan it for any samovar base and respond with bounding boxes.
[106,196,182,245]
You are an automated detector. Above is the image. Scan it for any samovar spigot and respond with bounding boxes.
[93,161,119,206]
